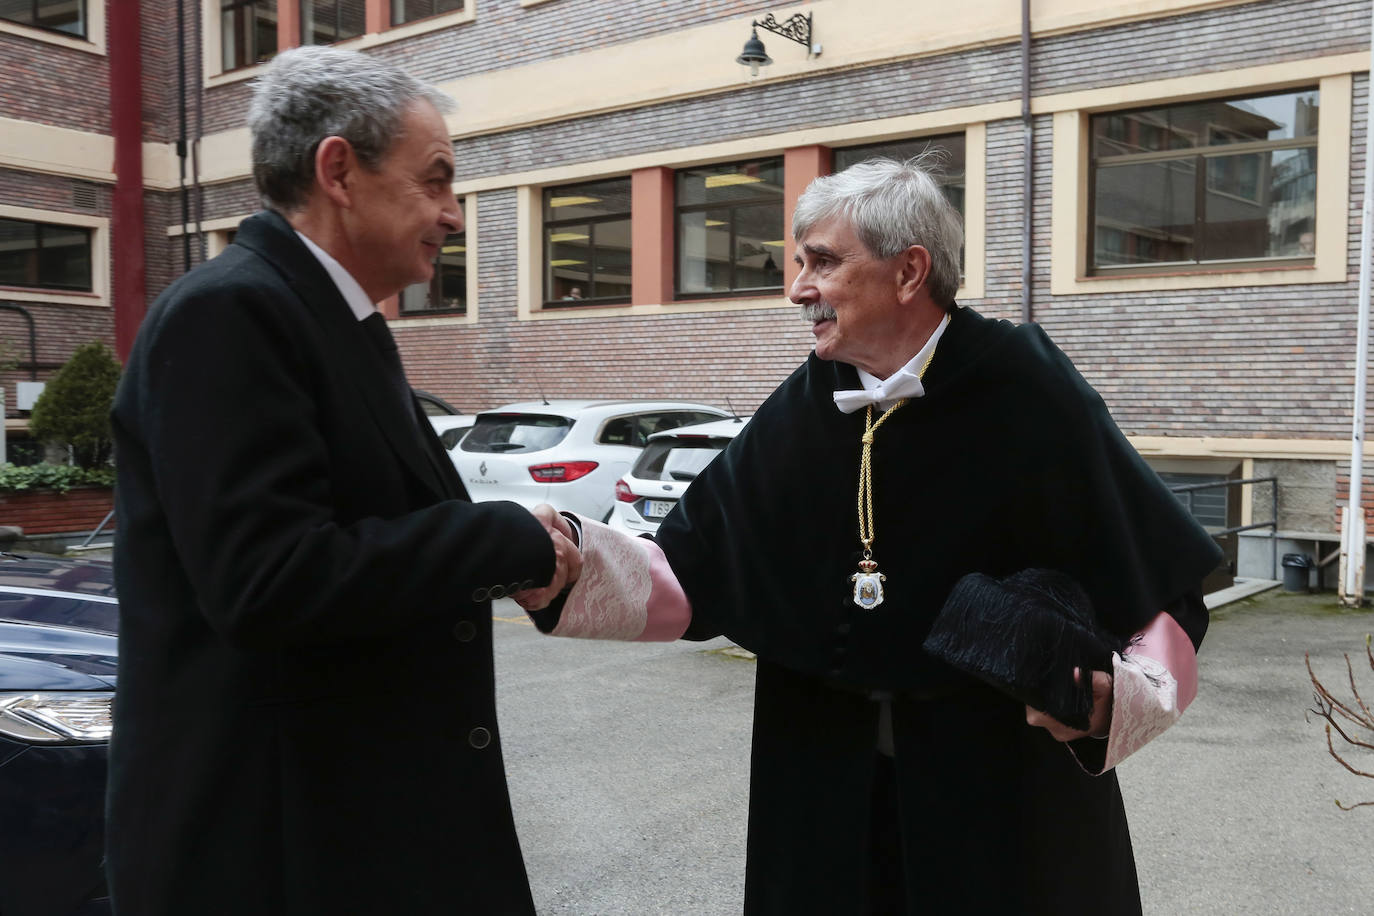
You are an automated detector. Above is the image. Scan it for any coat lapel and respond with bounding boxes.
[233,211,451,501]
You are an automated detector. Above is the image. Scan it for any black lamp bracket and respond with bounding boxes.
[754,12,816,54]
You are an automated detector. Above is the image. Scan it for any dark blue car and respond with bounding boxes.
[0,553,116,915]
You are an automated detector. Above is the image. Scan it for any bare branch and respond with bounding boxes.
[1326,725,1374,776]
[1336,799,1374,811]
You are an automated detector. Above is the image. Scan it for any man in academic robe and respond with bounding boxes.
[107,47,578,915]
[519,157,1221,914]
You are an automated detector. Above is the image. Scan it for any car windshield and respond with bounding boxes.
[631,437,732,482]
[461,413,575,454]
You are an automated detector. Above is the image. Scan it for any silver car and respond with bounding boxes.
[454,400,729,521]
[609,416,749,536]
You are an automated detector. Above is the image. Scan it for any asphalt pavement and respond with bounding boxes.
[491,589,1374,915]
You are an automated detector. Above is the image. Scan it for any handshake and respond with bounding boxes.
[513,504,583,612]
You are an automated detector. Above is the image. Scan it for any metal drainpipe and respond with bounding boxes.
[0,304,38,381]
[109,0,147,361]
[192,0,205,262]
[177,0,191,272]
[1020,0,1033,325]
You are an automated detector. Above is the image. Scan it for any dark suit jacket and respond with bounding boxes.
[108,210,552,915]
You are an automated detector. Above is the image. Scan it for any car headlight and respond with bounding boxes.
[0,692,113,744]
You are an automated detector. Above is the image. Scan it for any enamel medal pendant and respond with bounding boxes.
[850,558,887,610]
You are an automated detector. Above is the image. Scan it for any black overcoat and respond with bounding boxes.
[107,211,553,915]
[656,306,1222,915]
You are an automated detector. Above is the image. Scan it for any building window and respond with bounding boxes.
[221,0,277,71]
[0,218,92,292]
[302,0,363,44]
[1090,88,1319,273]
[676,158,784,297]
[399,231,465,315]
[834,134,966,216]
[542,178,631,307]
[834,134,967,271]
[391,0,461,26]
[1158,471,1228,530]
[0,0,85,36]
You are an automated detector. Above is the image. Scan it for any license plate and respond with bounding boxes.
[641,499,675,519]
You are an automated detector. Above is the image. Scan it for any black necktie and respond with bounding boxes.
[358,312,458,495]
[359,312,420,433]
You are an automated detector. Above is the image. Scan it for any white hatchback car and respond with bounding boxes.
[454,400,730,521]
[428,414,477,450]
[609,416,749,537]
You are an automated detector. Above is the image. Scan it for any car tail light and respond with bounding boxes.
[615,479,636,502]
[528,461,599,483]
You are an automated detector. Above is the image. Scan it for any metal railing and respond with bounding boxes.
[1168,476,1279,581]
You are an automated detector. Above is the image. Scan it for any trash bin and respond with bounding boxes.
[1281,553,1313,592]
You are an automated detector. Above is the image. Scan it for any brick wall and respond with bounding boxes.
[0,486,114,535]
[199,0,770,134]
[160,0,1374,441]
[0,6,111,132]
[397,190,817,414]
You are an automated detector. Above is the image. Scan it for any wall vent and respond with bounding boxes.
[71,185,99,210]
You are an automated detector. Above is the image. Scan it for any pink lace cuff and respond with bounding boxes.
[551,516,692,642]
[1071,610,1198,774]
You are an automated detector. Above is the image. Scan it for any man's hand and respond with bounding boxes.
[512,504,581,612]
[1025,667,1112,742]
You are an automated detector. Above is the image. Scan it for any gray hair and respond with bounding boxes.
[792,153,964,306]
[247,45,456,212]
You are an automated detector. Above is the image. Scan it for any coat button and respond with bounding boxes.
[452,620,476,642]
[468,726,492,749]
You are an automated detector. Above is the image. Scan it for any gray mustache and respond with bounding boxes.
[800,303,837,323]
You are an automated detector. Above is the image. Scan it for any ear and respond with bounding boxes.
[895,244,933,306]
[314,136,356,210]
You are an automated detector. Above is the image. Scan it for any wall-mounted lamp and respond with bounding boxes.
[735,12,820,77]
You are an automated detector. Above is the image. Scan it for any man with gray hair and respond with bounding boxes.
[108,46,576,914]
[521,156,1220,913]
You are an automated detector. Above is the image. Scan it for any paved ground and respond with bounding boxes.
[492,589,1374,915]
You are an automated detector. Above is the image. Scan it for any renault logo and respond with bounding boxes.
[479,461,488,476]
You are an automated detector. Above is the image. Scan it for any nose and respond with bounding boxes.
[788,262,814,304]
[440,188,464,235]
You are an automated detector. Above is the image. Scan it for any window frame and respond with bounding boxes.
[541,177,633,309]
[203,0,474,85]
[0,0,88,38]
[0,0,103,52]
[673,157,786,301]
[300,0,365,45]
[1050,66,1351,296]
[218,0,278,73]
[399,229,468,317]
[830,132,969,277]
[393,193,479,327]
[1085,88,1319,277]
[0,205,109,308]
[390,0,463,28]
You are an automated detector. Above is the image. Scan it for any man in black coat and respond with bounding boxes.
[107,46,578,915]
[521,157,1222,914]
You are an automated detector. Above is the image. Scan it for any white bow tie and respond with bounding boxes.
[832,371,926,414]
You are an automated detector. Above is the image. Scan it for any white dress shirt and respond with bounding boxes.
[832,312,952,413]
[295,230,378,322]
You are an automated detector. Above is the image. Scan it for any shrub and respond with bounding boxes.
[0,463,115,494]
[28,341,121,469]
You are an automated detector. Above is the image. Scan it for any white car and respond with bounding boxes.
[609,416,749,536]
[428,414,477,450]
[454,400,730,521]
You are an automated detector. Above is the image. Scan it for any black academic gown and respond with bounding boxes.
[108,211,552,915]
[655,306,1221,915]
